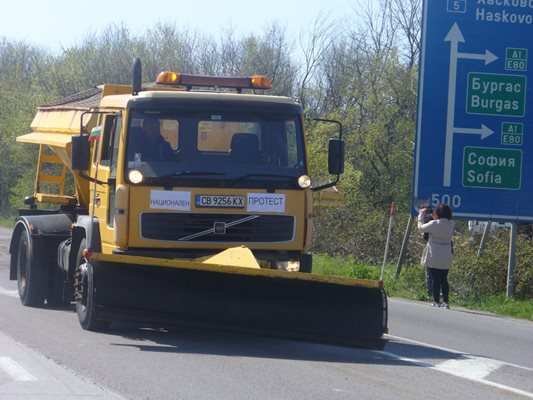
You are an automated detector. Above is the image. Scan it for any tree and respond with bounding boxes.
[1,6,425,266]
[0,39,51,214]
[308,0,421,262]
[217,23,297,96]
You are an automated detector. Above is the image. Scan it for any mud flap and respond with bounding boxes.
[88,253,388,349]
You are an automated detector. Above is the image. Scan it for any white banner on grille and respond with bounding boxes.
[150,190,191,211]
[247,193,285,213]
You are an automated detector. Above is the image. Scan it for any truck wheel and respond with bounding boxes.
[16,229,46,306]
[75,239,110,331]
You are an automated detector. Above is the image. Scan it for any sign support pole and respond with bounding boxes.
[477,220,492,257]
[395,215,414,278]
[507,222,517,298]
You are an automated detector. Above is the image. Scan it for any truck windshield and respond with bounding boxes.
[125,109,306,188]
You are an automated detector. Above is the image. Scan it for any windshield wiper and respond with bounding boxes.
[234,173,295,181]
[143,171,227,185]
[159,171,227,179]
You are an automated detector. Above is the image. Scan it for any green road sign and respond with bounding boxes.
[467,73,526,116]
[506,48,528,72]
[502,122,523,146]
[463,147,522,190]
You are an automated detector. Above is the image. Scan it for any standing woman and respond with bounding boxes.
[418,204,455,308]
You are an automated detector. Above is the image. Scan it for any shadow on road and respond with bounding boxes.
[103,322,463,366]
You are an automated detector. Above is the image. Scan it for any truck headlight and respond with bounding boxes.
[298,175,311,188]
[128,169,144,184]
[275,261,300,272]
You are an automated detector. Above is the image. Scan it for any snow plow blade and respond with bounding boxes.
[86,252,388,349]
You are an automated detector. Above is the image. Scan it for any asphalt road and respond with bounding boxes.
[1,226,532,400]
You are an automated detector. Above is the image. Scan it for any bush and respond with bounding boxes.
[313,209,532,301]
[312,208,420,265]
[451,234,509,298]
[451,230,533,300]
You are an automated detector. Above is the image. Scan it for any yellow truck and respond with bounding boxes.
[9,59,387,348]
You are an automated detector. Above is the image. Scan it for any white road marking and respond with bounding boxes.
[0,286,19,298]
[332,388,352,394]
[386,334,533,372]
[437,356,503,380]
[378,334,533,399]
[0,356,37,381]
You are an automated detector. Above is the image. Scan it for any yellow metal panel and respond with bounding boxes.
[101,84,132,97]
[98,94,133,108]
[35,193,77,205]
[114,184,130,249]
[201,246,260,269]
[16,132,72,148]
[89,251,383,289]
[304,189,313,250]
[30,109,86,134]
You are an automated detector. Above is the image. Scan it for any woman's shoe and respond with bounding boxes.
[443,303,450,309]
[431,301,441,307]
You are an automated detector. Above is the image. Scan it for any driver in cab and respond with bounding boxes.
[130,117,174,162]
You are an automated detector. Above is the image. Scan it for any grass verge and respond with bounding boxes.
[0,216,15,227]
[313,253,533,321]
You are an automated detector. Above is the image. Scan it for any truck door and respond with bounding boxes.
[89,113,121,252]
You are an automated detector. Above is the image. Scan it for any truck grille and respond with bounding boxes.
[141,213,295,242]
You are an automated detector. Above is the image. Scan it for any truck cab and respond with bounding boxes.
[72,70,344,272]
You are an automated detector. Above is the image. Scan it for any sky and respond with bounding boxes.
[0,0,368,52]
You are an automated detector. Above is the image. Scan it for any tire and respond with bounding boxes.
[74,239,110,331]
[16,229,46,307]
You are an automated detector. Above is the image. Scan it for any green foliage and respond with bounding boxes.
[384,265,429,301]
[313,253,380,280]
[0,215,16,227]
[9,165,38,212]
[451,230,533,300]
[313,209,419,265]
[451,234,509,297]
[515,236,533,299]
[0,39,51,214]
[458,295,533,320]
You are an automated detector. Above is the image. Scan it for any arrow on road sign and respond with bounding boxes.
[454,124,495,139]
[458,50,498,65]
[443,23,498,187]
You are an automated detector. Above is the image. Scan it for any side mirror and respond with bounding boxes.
[328,138,345,175]
[71,134,91,170]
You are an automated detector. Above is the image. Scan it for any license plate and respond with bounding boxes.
[195,195,245,208]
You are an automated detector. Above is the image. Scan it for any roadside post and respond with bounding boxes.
[395,215,414,278]
[381,202,397,281]
[507,222,518,297]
